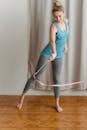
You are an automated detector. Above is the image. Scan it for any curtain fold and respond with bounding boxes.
[80,0,87,90]
[27,0,87,91]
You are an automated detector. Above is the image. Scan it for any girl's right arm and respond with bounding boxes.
[48,24,57,61]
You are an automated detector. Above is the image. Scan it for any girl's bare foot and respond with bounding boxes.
[55,97,63,112]
[17,103,23,110]
[17,94,25,110]
[56,106,63,112]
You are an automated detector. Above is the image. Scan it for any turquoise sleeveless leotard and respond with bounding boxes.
[40,20,69,59]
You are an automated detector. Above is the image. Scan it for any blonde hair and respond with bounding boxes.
[52,1,64,13]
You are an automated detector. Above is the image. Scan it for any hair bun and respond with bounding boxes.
[53,1,62,7]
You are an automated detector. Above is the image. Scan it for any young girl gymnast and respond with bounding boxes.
[17,0,69,112]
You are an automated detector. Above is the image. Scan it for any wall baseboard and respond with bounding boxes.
[0,89,87,96]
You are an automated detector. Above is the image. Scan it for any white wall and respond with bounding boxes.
[0,0,86,96]
[0,0,29,95]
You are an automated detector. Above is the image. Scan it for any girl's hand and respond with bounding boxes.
[48,53,56,61]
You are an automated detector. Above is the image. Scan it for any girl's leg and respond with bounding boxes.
[52,58,63,112]
[17,55,48,109]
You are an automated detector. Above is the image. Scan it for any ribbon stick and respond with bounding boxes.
[36,79,85,87]
[30,60,86,87]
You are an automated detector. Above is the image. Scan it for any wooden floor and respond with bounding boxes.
[0,96,87,130]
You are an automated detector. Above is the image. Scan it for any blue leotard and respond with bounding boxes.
[40,20,69,59]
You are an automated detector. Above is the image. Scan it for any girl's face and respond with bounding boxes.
[53,11,64,23]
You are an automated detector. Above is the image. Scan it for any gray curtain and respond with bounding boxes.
[27,0,87,91]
